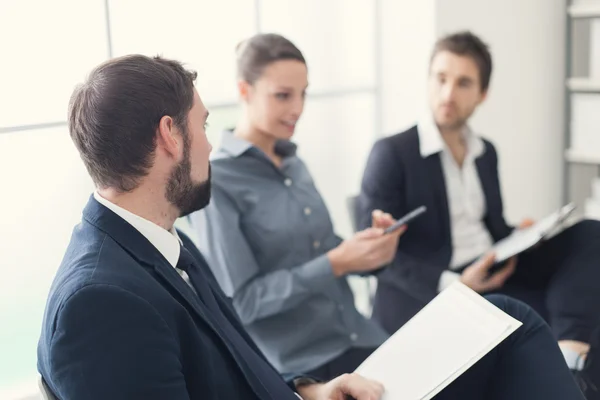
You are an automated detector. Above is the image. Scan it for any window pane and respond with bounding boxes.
[0,1,108,128]
[206,106,240,149]
[108,0,256,104]
[381,0,435,133]
[0,128,95,393]
[260,0,376,93]
[294,94,376,238]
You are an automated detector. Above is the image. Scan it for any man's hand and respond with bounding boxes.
[460,253,516,293]
[519,218,535,229]
[297,373,385,400]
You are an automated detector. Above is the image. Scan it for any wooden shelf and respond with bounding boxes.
[568,2,600,18]
[568,78,600,92]
[566,148,600,164]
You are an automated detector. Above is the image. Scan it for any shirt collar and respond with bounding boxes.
[416,117,485,159]
[93,191,182,268]
[219,130,252,157]
[218,130,298,159]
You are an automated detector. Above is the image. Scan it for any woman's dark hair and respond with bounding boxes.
[236,33,306,84]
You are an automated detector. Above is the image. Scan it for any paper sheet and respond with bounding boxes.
[355,282,522,400]
[491,203,575,262]
[492,227,542,262]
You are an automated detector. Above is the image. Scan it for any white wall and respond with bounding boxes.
[436,0,566,222]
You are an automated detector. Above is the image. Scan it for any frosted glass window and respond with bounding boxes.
[380,0,434,134]
[109,0,256,104]
[294,94,376,238]
[260,0,376,93]
[0,128,95,393]
[0,0,108,128]
[205,106,241,149]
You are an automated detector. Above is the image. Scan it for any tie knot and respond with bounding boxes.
[176,246,196,272]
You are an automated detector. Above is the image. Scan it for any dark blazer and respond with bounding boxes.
[37,196,301,400]
[356,125,513,333]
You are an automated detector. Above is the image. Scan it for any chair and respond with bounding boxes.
[345,194,377,313]
[38,376,58,400]
[346,194,359,233]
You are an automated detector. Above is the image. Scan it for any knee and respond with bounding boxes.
[484,294,546,329]
[570,219,600,236]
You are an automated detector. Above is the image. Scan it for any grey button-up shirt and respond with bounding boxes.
[188,131,388,374]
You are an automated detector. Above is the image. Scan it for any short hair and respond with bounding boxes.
[68,55,197,192]
[236,33,306,84]
[431,31,492,92]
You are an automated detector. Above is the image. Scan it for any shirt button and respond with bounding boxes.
[350,333,358,341]
[313,240,321,249]
[304,207,312,216]
[284,178,292,187]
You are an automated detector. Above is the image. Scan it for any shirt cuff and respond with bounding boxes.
[293,376,320,400]
[438,270,461,292]
[297,254,336,289]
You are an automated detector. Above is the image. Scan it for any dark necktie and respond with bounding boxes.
[175,246,299,400]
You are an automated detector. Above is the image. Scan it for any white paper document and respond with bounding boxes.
[491,203,575,263]
[492,227,542,263]
[355,282,522,400]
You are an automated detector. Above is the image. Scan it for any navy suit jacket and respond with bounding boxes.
[357,125,514,332]
[37,196,302,400]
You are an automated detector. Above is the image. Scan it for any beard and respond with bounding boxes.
[437,118,467,131]
[165,133,211,217]
[434,105,472,132]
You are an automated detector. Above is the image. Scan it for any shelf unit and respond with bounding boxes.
[564,1,600,218]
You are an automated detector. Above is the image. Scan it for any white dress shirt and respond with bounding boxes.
[93,192,192,286]
[417,119,494,292]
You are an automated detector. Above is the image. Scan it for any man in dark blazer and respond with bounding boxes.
[357,31,600,392]
[36,54,385,400]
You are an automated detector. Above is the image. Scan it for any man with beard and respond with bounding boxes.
[356,31,600,398]
[36,54,385,400]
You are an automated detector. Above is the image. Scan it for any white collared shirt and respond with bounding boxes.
[93,192,192,286]
[417,119,494,292]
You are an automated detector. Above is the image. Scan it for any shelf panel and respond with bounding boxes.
[568,78,600,92]
[568,2,600,18]
[566,148,600,164]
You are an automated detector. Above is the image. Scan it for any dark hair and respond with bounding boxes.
[68,54,197,192]
[431,31,492,92]
[236,33,306,84]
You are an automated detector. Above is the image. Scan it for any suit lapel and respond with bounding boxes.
[82,196,271,399]
[154,259,279,400]
[151,259,219,330]
[475,155,493,213]
[425,154,451,240]
[181,241,282,375]
[82,195,220,334]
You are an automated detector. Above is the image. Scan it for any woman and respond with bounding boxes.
[190,33,400,380]
[188,33,587,399]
